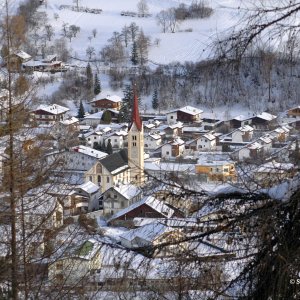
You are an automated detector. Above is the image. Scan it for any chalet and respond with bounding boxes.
[254,161,295,188]
[233,141,264,161]
[164,122,183,138]
[103,130,127,149]
[85,149,130,193]
[31,104,70,125]
[59,116,80,132]
[6,50,32,71]
[83,111,103,126]
[108,196,182,227]
[48,239,102,284]
[22,55,65,72]
[228,115,251,129]
[195,159,236,182]
[231,125,254,143]
[287,106,300,118]
[250,112,277,130]
[166,106,203,125]
[66,181,101,216]
[144,133,162,150]
[90,95,122,112]
[119,222,187,257]
[196,133,217,151]
[103,184,142,216]
[161,138,185,159]
[274,125,290,142]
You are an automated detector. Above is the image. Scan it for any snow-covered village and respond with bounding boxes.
[0,0,299,299]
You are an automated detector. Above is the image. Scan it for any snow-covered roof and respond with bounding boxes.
[34,104,69,115]
[113,184,141,200]
[255,112,277,121]
[232,114,249,121]
[84,111,103,119]
[256,162,294,174]
[148,133,161,140]
[13,50,31,60]
[71,145,107,159]
[77,181,99,194]
[259,135,273,144]
[202,133,216,141]
[92,95,122,103]
[248,142,263,150]
[120,222,170,244]
[60,116,79,125]
[109,196,175,221]
[168,106,203,115]
[238,125,253,132]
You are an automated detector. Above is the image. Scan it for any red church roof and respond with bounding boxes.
[129,90,142,131]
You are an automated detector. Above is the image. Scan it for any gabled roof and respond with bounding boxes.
[168,106,203,115]
[99,149,129,174]
[12,50,31,60]
[112,184,141,200]
[71,145,107,159]
[77,181,99,194]
[33,104,69,115]
[92,95,122,103]
[108,196,175,221]
[254,112,277,121]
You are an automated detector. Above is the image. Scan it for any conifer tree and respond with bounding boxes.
[106,139,113,155]
[86,63,93,95]
[152,89,159,110]
[94,73,101,96]
[101,110,112,124]
[77,100,85,119]
[131,41,138,65]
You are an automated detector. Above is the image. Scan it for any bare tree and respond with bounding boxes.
[44,24,54,41]
[137,0,149,16]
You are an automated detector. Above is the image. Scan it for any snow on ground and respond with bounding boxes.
[38,0,243,64]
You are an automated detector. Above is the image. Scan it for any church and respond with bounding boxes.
[84,89,145,193]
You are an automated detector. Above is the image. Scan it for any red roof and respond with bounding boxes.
[129,90,142,131]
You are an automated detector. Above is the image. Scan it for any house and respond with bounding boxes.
[66,181,101,216]
[144,133,162,150]
[196,133,217,151]
[165,122,183,138]
[231,125,254,143]
[85,149,130,192]
[83,111,103,126]
[90,95,122,112]
[31,104,70,125]
[195,159,236,182]
[254,161,295,187]
[108,196,182,227]
[103,130,127,149]
[103,183,142,216]
[119,222,187,257]
[287,106,300,118]
[273,125,290,142]
[59,116,79,132]
[166,106,203,125]
[48,239,102,284]
[22,55,65,72]
[161,138,185,159]
[234,141,264,161]
[228,115,251,129]
[250,112,277,130]
[6,50,32,71]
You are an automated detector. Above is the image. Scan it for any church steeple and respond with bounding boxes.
[129,89,142,131]
[127,86,144,185]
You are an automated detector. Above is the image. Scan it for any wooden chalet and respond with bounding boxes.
[91,95,122,112]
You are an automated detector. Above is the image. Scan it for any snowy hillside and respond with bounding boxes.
[38,0,242,64]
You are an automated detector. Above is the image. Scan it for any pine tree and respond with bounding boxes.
[101,110,112,124]
[94,73,101,96]
[77,100,85,119]
[86,63,93,95]
[152,89,159,110]
[106,139,113,155]
[131,41,138,65]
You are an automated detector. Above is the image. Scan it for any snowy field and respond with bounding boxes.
[36,0,243,64]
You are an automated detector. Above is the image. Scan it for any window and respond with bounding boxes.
[115,139,117,142]
[166,151,169,155]
[170,116,173,119]
[107,177,110,183]
[97,175,101,183]
[89,176,93,181]
[132,142,136,146]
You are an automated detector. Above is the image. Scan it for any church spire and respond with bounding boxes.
[129,87,142,131]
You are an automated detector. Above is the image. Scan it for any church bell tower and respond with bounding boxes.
[128,88,144,185]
